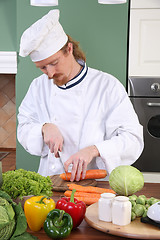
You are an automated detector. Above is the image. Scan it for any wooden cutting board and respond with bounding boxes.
[50,174,97,191]
[85,202,160,239]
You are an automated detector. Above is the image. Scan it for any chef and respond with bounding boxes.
[17,9,144,181]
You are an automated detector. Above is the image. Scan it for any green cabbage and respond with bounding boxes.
[109,165,144,196]
[0,191,38,240]
[0,197,15,240]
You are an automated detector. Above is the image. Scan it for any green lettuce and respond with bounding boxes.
[1,169,52,199]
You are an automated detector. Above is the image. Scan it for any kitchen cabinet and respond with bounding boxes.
[0,52,17,74]
[129,0,160,76]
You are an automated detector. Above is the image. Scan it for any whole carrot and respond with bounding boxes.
[73,196,100,205]
[64,190,101,199]
[60,169,107,181]
[68,183,116,194]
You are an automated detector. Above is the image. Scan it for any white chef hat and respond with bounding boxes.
[19,9,68,62]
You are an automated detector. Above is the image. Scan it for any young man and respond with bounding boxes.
[18,10,144,181]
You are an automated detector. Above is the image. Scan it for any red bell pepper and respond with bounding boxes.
[56,189,86,228]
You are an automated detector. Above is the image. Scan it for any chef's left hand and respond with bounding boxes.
[64,145,100,182]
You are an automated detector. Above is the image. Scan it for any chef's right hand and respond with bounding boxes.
[42,123,63,158]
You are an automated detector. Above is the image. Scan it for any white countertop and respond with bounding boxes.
[98,172,160,183]
[142,172,160,183]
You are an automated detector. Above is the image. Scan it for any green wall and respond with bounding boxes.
[1,0,129,172]
[0,0,16,51]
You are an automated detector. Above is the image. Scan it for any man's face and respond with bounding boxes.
[35,43,73,86]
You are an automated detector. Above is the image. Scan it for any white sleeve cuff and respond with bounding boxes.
[26,123,44,156]
[95,140,121,174]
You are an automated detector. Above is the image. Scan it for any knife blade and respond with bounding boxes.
[58,152,68,180]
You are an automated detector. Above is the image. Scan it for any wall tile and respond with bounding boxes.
[2,80,15,100]
[0,91,9,108]
[3,117,16,134]
[0,74,16,149]
[0,109,10,125]
[2,132,16,148]
[0,127,9,145]
[0,75,9,89]
[11,96,16,104]
[2,100,16,117]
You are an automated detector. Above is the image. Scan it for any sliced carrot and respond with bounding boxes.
[64,190,101,199]
[73,196,100,205]
[68,183,116,194]
[60,169,107,181]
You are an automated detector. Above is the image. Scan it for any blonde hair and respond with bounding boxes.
[61,35,86,62]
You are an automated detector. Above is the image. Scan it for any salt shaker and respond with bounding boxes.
[112,196,131,226]
[98,192,116,222]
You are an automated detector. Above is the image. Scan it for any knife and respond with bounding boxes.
[58,151,68,180]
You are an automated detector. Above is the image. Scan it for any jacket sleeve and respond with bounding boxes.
[17,79,49,156]
[94,79,144,174]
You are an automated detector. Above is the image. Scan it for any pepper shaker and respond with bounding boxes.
[112,196,132,226]
[98,192,116,222]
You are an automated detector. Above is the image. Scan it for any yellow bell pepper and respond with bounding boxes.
[24,196,55,231]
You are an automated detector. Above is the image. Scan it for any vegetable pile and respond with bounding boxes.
[1,169,53,199]
[64,183,115,205]
[109,165,144,196]
[0,190,37,240]
[129,194,160,221]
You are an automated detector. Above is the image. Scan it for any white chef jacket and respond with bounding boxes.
[17,62,144,176]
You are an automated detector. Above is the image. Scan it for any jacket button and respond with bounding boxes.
[51,164,55,170]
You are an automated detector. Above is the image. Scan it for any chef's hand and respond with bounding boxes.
[42,123,63,157]
[64,145,100,182]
